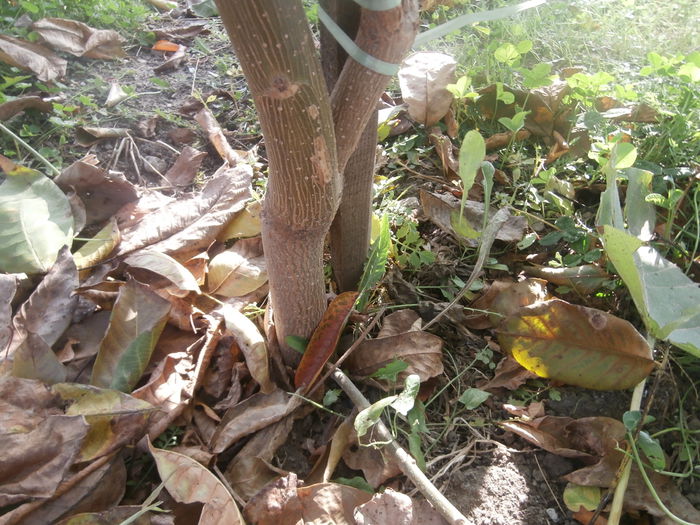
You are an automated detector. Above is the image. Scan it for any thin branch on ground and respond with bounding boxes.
[331,368,471,525]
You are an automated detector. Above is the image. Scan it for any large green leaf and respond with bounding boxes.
[602,226,700,356]
[91,279,170,392]
[458,130,485,197]
[497,299,654,390]
[0,166,73,273]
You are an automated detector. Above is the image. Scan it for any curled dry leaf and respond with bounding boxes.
[55,158,138,226]
[497,299,654,390]
[194,106,249,166]
[217,199,262,241]
[346,309,443,389]
[224,415,295,499]
[124,250,201,295]
[116,169,252,261]
[398,52,456,126]
[419,189,527,247]
[0,377,90,507]
[149,441,244,525]
[207,237,267,297]
[73,218,121,273]
[0,95,52,121]
[524,264,611,295]
[294,291,359,391]
[244,473,372,525]
[74,126,130,147]
[0,34,67,82]
[210,389,297,453]
[343,436,402,488]
[7,246,78,357]
[105,82,129,107]
[164,145,207,187]
[354,488,449,525]
[154,44,187,73]
[217,305,274,394]
[32,18,126,59]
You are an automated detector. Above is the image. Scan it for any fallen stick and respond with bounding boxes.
[331,368,471,525]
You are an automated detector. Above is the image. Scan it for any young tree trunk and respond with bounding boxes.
[216,0,338,365]
[216,0,418,365]
[321,1,378,293]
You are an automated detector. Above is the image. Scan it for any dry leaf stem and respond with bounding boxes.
[331,368,471,525]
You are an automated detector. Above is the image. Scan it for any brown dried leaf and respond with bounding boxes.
[132,327,203,439]
[74,126,130,147]
[354,488,449,525]
[164,145,207,186]
[0,95,52,121]
[207,237,267,297]
[479,355,537,391]
[347,310,443,389]
[56,506,153,525]
[524,264,611,295]
[149,442,244,525]
[55,158,138,226]
[398,52,456,126]
[7,246,78,358]
[32,18,126,59]
[484,129,531,151]
[210,389,297,453]
[428,127,458,179]
[244,474,372,525]
[154,22,208,42]
[343,439,402,488]
[0,34,67,82]
[0,377,89,507]
[217,304,274,394]
[497,300,654,390]
[1,455,126,525]
[419,189,527,246]
[154,44,186,73]
[224,416,294,499]
[116,169,252,261]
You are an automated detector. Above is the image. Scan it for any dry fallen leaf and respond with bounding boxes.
[244,474,372,525]
[55,158,139,226]
[347,309,443,389]
[398,52,456,126]
[210,389,297,453]
[165,145,207,186]
[497,299,654,390]
[117,168,252,261]
[354,488,449,525]
[207,237,267,297]
[419,189,527,246]
[0,34,67,82]
[32,17,126,59]
[0,95,53,121]
[0,377,90,507]
[149,441,244,525]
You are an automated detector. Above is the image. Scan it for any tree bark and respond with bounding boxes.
[321,1,376,292]
[216,0,339,365]
[325,1,419,291]
[216,0,418,365]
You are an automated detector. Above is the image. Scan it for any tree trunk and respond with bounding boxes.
[216,0,339,365]
[321,1,376,292]
[216,0,418,365]
[321,0,418,291]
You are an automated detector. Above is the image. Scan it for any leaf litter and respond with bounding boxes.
[0,3,698,525]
